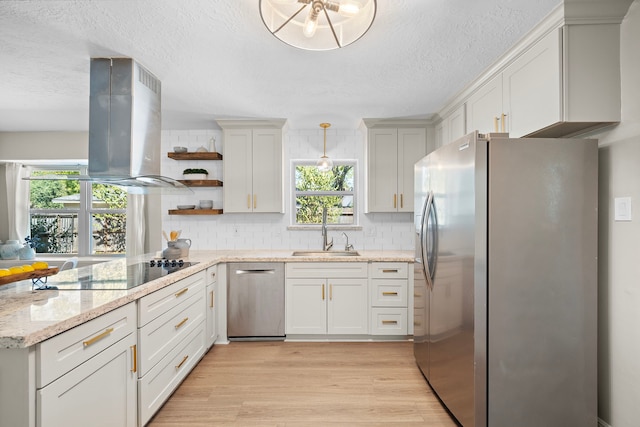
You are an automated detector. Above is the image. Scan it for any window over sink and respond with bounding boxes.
[28,166,127,255]
[292,161,356,226]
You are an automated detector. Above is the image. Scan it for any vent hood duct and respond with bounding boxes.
[86,57,189,194]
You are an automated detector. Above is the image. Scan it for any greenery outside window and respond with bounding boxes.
[293,161,356,226]
[29,167,127,255]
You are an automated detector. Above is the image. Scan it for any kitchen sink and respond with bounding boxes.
[291,251,361,257]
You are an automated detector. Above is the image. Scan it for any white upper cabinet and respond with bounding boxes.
[366,125,427,213]
[219,120,285,213]
[465,24,621,138]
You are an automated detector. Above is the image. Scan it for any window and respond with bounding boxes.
[293,161,355,226]
[29,167,127,255]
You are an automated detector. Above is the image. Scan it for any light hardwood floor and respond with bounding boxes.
[149,341,458,426]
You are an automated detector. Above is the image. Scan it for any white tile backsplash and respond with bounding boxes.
[161,128,414,251]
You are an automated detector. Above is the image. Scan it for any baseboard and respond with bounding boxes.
[599,418,612,427]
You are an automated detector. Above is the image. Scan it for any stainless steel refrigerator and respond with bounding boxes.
[413,131,597,427]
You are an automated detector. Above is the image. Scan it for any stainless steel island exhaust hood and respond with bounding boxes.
[86,57,188,193]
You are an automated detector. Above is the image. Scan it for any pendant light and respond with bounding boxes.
[316,122,333,172]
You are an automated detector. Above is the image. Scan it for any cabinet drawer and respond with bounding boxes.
[286,262,367,278]
[138,322,206,426]
[369,262,408,279]
[370,279,408,307]
[138,271,206,327]
[138,290,205,376]
[370,308,408,335]
[37,302,136,388]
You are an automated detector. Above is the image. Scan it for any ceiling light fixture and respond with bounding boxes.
[317,123,333,172]
[259,0,377,51]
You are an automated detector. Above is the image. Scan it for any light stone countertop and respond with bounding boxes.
[0,249,413,349]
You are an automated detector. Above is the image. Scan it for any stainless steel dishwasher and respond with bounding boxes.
[227,262,285,340]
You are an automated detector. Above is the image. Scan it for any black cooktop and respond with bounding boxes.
[37,260,198,291]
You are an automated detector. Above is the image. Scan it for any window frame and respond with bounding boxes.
[28,165,127,256]
[291,159,357,228]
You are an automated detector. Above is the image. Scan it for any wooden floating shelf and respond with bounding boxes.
[168,209,224,215]
[177,179,223,187]
[167,152,223,160]
[0,267,60,287]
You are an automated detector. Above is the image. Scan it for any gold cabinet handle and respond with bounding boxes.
[247,194,251,209]
[382,320,398,325]
[494,116,499,132]
[83,327,114,347]
[322,284,325,301]
[210,290,215,308]
[414,293,421,298]
[382,269,398,273]
[131,344,137,373]
[382,291,398,296]
[393,193,397,209]
[253,194,257,209]
[175,287,189,297]
[400,194,404,209]
[329,284,333,301]
[501,113,507,132]
[175,355,189,370]
[175,317,189,329]
[414,321,421,327]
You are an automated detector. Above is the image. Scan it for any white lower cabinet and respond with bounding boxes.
[138,324,205,425]
[285,263,368,336]
[37,333,137,427]
[369,263,409,336]
[37,302,138,427]
[137,271,207,426]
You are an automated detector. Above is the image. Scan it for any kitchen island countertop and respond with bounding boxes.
[0,249,413,349]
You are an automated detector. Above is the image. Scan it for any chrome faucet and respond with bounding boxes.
[342,232,354,252]
[322,207,333,251]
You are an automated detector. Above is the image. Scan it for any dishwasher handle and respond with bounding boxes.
[234,269,276,275]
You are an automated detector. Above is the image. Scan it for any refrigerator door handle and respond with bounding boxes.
[422,191,438,290]
[428,192,438,286]
[421,191,435,289]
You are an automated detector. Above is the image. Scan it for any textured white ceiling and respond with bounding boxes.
[0,0,561,131]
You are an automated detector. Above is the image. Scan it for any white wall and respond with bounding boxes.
[160,127,415,251]
[588,1,640,426]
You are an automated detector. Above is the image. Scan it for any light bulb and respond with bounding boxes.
[303,12,319,37]
[338,0,361,17]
